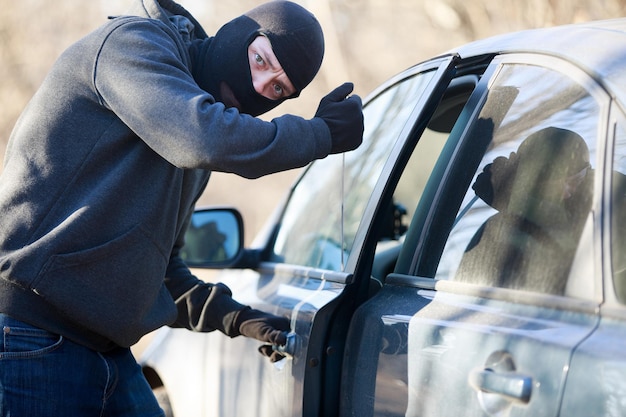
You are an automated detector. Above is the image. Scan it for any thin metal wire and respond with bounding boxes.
[341,153,345,270]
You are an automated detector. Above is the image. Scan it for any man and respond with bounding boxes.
[0,0,363,415]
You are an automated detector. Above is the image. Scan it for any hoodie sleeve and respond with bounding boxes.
[93,17,331,179]
[164,246,246,336]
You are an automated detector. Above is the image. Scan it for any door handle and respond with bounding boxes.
[272,332,298,358]
[469,368,532,403]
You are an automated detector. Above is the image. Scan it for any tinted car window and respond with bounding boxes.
[272,71,436,269]
[436,62,601,296]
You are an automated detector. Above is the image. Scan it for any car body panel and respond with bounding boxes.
[404,283,598,417]
[560,313,626,416]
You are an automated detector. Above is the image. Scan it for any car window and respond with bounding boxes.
[435,62,601,296]
[369,74,480,280]
[271,70,437,269]
[390,75,479,231]
[612,112,626,302]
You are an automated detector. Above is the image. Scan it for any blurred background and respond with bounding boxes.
[1,0,625,242]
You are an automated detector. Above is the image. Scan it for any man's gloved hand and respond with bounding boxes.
[235,307,291,362]
[314,82,364,154]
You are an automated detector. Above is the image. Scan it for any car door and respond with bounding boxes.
[341,53,610,417]
[407,54,610,417]
[559,106,626,416]
[204,56,461,417]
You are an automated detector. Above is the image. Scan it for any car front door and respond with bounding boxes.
[209,56,460,417]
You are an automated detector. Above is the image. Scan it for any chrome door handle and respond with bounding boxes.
[469,368,532,403]
[272,332,298,358]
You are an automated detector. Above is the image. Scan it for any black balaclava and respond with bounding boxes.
[191,1,325,116]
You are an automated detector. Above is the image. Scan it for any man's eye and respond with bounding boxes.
[273,84,284,97]
[255,53,264,65]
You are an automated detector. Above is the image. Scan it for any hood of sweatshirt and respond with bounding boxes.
[125,0,208,39]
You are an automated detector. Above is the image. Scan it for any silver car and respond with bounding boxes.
[140,18,626,417]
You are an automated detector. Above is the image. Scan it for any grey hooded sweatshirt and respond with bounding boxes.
[0,0,331,351]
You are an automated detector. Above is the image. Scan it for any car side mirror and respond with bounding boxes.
[180,207,245,267]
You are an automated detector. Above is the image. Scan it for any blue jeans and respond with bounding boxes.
[0,314,164,417]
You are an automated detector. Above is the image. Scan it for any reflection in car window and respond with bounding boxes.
[612,115,626,303]
[436,63,600,296]
[272,70,436,269]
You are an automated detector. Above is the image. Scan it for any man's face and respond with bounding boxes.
[247,36,296,102]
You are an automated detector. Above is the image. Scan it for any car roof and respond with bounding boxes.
[447,18,626,107]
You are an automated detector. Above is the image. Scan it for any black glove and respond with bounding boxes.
[257,344,289,363]
[235,307,291,362]
[314,82,364,154]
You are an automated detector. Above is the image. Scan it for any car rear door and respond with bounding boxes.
[406,54,610,417]
[559,104,626,416]
[210,56,460,417]
[341,53,610,417]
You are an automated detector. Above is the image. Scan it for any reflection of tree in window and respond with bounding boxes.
[490,65,591,146]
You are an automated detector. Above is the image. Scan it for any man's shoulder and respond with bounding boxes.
[89,15,186,55]
[102,15,175,37]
